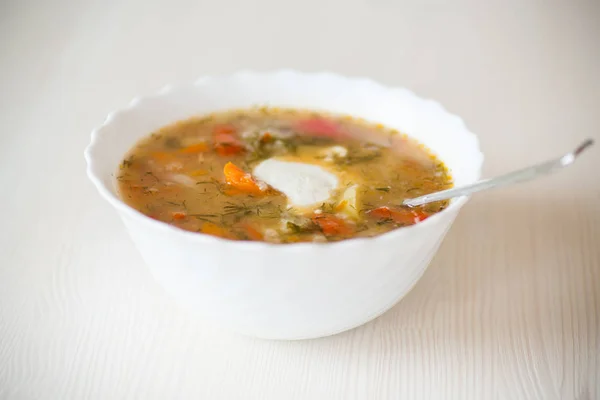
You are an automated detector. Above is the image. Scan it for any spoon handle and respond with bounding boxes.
[402,139,594,207]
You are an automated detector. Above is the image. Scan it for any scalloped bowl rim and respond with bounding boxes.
[84,70,483,251]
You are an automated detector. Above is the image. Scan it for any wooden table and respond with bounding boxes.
[1,1,598,399]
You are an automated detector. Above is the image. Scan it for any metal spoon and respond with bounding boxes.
[402,138,594,207]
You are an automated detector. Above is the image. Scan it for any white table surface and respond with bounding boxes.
[1,1,599,399]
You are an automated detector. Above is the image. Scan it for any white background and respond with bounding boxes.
[1,0,599,399]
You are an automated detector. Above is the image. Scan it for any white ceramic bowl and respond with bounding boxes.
[85,70,483,340]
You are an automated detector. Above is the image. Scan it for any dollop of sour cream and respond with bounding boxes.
[253,159,339,207]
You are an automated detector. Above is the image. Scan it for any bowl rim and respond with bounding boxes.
[84,70,484,251]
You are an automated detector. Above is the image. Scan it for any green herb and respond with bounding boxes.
[360,203,375,214]
[280,138,298,154]
[320,203,336,214]
[191,214,218,223]
[219,200,281,220]
[196,180,225,194]
[297,136,333,147]
[375,187,390,192]
[355,224,370,233]
[222,203,254,216]
[145,171,159,181]
[164,137,181,149]
[197,115,214,124]
[120,156,134,169]
[245,133,280,164]
[286,222,302,233]
[235,230,251,241]
[339,151,381,166]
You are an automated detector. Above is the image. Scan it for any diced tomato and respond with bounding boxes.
[223,162,266,195]
[368,206,429,225]
[200,222,234,239]
[296,118,343,138]
[214,125,235,135]
[412,210,429,222]
[213,125,245,156]
[312,214,353,236]
[172,211,187,220]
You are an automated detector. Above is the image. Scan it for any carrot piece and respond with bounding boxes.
[367,206,394,220]
[285,235,301,243]
[200,222,233,239]
[189,169,209,176]
[213,125,245,156]
[334,200,348,212]
[312,214,353,236]
[223,162,266,195]
[172,211,187,220]
[151,151,175,163]
[368,206,429,225]
[180,142,208,154]
[240,224,263,241]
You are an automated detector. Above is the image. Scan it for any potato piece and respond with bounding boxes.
[337,184,360,219]
[321,145,348,162]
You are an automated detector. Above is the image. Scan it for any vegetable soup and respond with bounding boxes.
[117,108,452,243]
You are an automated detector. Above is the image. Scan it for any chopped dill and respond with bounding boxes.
[191,213,218,218]
[340,152,381,165]
[192,215,217,223]
[145,171,159,181]
[286,222,302,233]
[120,156,134,169]
[164,137,181,149]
